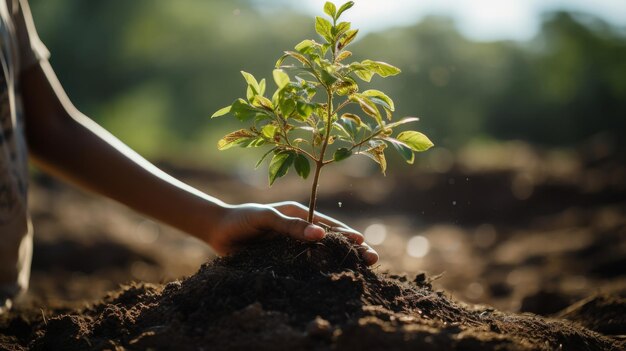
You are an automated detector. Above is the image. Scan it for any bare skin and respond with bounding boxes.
[20,61,379,265]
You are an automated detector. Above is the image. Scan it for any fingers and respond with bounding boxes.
[358,242,379,266]
[310,209,352,231]
[270,201,346,227]
[270,202,364,244]
[263,209,326,242]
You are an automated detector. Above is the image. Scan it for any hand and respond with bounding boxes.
[206,201,378,265]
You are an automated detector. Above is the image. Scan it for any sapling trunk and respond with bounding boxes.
[307,162,323,223]
[306,89,334,223]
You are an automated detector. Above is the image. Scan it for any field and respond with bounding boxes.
[1,143,625,350]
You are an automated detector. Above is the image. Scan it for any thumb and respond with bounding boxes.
[268,210,326,242]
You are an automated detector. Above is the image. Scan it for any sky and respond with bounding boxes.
[254,0,626,41]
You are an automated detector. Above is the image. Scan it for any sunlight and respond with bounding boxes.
[255,0,626,41]
[364,223,387,245]
[407,235,430,258]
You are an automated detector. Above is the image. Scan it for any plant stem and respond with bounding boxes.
[307,89,334,223]
[349,130,382,152]
[307,161,322,223]
[334,99,351,114]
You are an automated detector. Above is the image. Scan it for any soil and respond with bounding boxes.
[0,233,622,350]
[1,142,625,350]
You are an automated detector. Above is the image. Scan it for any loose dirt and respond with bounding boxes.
[1,233,623,350]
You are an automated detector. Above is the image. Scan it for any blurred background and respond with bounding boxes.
[26,0,625,315]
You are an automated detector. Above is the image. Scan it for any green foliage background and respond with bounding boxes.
[30,0,626,168]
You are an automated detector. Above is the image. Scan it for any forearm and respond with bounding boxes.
[22,61,227,240]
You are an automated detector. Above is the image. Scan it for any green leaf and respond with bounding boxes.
[341,113,362,125]
[259,79,266,96]
[315,16,333,42]
[275,54,287,68]
[294,154,310,179]
[217,129,255,150]
[279,97,296,118]
[335,50,352,62]
[252,95,274,110]
[336,1,355,19]
[254,114,273,124]
[255,148,276,169]
[239,136,267,148]
[350,94,382,124]
[360,144,387,175]
[273,69,290,89]
[383,117,419,129]
[362,89,395,111]
[296,101,315,119]
[231,98,265,121]
[261,124,279,139]
[246,85,255,101]
[396,131,434,152]
[333,147,352,162]
[296,125,315,133]
[241,71,260,94]
[336,78,358,95]
[351,60,401,82]
[293,137,308,145]
[295,39,317,54]
[385,137,415,164]
[320,69,338,86]
[313,132,323,146]
[339,117,358,139]
[211,105,231,118]
[276,51,311,68]
[367,139,386,148]
[320,43,331,56]
[332,122,352,139]
[383,107,393,121]
[338,29,358,50]
[366,60,401,77]
[323,2,336,18]
[334,22,351,38]
[269,151,295,186]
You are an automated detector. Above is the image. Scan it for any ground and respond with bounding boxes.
[1,142,625,350]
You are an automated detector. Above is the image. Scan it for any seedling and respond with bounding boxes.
[212,1,433,223]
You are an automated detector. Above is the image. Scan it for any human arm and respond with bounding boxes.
[20,61,378,264]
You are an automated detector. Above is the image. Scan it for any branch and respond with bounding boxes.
[285,145,317,162]
[333,99,352,115]
[348,130,382,152]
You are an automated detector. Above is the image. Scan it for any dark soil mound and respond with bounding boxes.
[1,233,623,350]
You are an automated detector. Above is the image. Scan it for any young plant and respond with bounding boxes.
[212,1,433,223]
